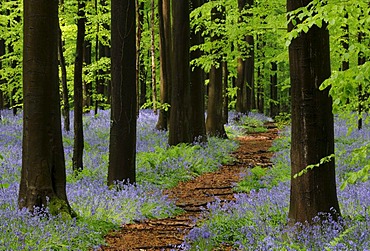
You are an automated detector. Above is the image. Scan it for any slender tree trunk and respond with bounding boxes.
[108,0,137,185]
[236,0,246,114]
[245,0,254,112]
[150,0,157,114]
[223,61,229,124]
[270,62,278,118]
[83,41,92,110]
[287,0,341,224]
[358,31,365,130]
[136,0,144,115]
[72,0,86,172]
[169,0,192,145]
[0,38,5,120]
[58,24,70,132]
[341,12,349,71]
[20,0,74,217]
[156,0,171,130]
[206,5,227,138]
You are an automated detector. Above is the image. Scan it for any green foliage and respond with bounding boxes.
[235,166,267,193]
[293,154,335,179]
[274,112,291,128]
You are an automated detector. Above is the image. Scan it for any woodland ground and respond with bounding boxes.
[100,124,278,250]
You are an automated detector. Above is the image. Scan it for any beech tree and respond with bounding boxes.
[287,0,341,224]
[108,0,137,185]
[73,0,86,172]
[206,4,227,138]
[168,0,193,145]
[19,0,74,216]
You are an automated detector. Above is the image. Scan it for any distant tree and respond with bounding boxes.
[269,62,278,118]
[287,0,341,224]
[236,0,247,114]
[108,0,137,185]
[150,0,158,114]
[206,5,227,138]
[19,0,74,217]
[73,0,86,172]
[168,0,193,145]
[0,38,4,120]
[58,25,70,132]
[245,0,254,111]
[156,0,171,130]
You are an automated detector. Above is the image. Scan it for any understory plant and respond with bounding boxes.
[182,118,370,250]
[0,109,237,250]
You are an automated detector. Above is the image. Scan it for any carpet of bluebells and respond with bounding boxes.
[0,109,239,250]
[181,116,370,250]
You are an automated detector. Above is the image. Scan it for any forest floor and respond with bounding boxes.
[100,124,278,250]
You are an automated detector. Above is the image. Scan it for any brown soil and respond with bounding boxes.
[100,124,278,251]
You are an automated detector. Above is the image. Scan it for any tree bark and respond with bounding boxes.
[288,0,341,224]
[72,0,86,172]
[270,62,278,118]
[150,0,158,114]
[168,0,193,145]
[136,0,144,115]
[58,25,70,132]
[0,38,5,120]
[19,0,74,217]
[222,61,229,125]
[245,0,254,112]
[83,40,92,110]
[236,0,246,114]
[206,5,227,138]
[108,0,137,185]
[190,0,207,142]
[156,0,171,130]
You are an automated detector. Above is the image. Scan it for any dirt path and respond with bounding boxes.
[100,125,278,251]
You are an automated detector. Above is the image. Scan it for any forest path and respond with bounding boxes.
[100,124,278,250]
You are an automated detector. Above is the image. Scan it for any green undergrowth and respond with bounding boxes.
[235,134,291,193]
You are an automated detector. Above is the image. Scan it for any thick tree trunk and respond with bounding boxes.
[19,0,74,217]
[288,0,341,224]
[206,6,227,138]
[58,25,70,132]
[108,0,137,185]
[169,0,192,145]
[270,62,278,118]
[156,0,171,130]
[189,0,207,142]
[72,0,86,172]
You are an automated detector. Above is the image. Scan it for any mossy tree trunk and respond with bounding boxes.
[19,0,74,218]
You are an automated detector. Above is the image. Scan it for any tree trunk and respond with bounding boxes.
[72,0,86,172]
[223,61,229,124]
[168,0,192,145]
[58,24,70,132]
[288,0,341,224]
[206,5,227,138]
[0,38,5,120]
[245,0,254,112]
[236,0,246,114]
[341,12,349,71]
[270,62,278,118]
[150,0,157,114]
[189,0,207,142]
[156,0,171,130]
[358,31,365,130]
[19,0,74,217]
[83,40,92,110]
[108,0,137,185]
[136,0,144,115]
